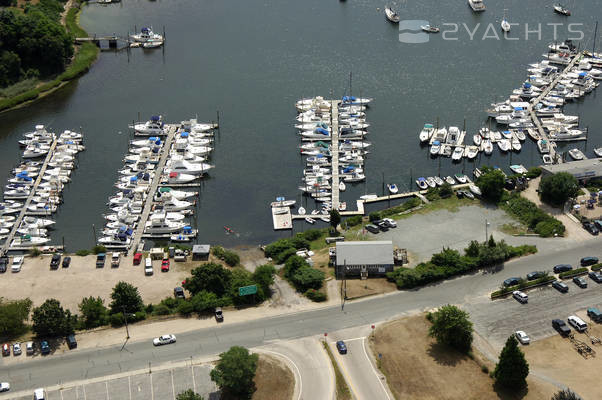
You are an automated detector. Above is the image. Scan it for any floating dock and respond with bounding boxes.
[272,207,293,230]
[330,100,341,210]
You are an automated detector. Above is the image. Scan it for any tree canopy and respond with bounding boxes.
[175,389,204,400]
[476,167,506,203]
[539,172,579,207]
[428,304,473,353]
[494,335,529,391]
[109,282,144,315]
[0,297,33,338]
[32,298,74,337]
[79,296,109,329]
[184,263,233,297]
[551,389,579,400]
[210,346,258,399]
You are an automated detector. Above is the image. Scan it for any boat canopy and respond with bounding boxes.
[524,83,532,88]
[151,115,160,121]
[424,123,434,128]
[578,72,587,77]
[433,140,441,145]
[315,128,329,135]
[159,187,171,193]
[342,96,357,102]
[180,132,189,138]
[141,27,150,33]
[130,176,138,182]
[183,226,193,234]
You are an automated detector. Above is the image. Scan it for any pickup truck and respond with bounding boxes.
[96,253,106,268]
[111,252,120,268]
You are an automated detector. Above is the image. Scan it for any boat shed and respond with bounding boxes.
[541,159,602,182]
[192,244,210,261]
[335,241,394,279]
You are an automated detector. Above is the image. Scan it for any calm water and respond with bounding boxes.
[0,0,600,250]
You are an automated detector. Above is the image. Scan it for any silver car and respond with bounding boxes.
[153,334,176,346]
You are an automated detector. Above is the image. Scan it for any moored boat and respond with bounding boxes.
[384,7,400,23]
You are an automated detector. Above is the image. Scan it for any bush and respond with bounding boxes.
[534,220,565,237]
[559,267,588,279]
[525,167,542,179]
[491,276,555,297]
[273,247,297,264]
[299,229,322,241]
[591,263,602,271]
[92,245,106,254]
[110,312,124,327]
[75,249,90,256]
[153,303,171,316]
[539,172,579,207]
[344,215,363,228]
[176,301,194,315]
[0,298,33,338]
[212,246,240,267]
[369,211,381,222]
[133,311,146,322]
[304,289,327,302]
[425,187,440,201]
[428,305,473,353]
[501,193,565,237]
[439,183,453,198]
[476,167,505,202]
[29,247,41,257]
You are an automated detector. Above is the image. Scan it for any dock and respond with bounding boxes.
[1,138,58,254]
[330,100,340,210]
[272,207,292,229]
[129,124,177,252]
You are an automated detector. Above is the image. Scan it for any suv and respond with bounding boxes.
[527,271,546,281]
[50,254,61,269]
[553,264,572,274]
[133,252,142,265]
[96,253,106,268]
[174,287,185,299]
[588,271,602,283]
[66,334,77,349]
[587,307,602,323]
[567,315,587,332]
[62,256,71,268]
[512,290,528,304]
[40,340,50,355]
[583,222,599,235]
[552,319,571,336]
[503,277,520,287]
[573,276,587,288]
[552,280,569,293]
[580,257,599,267]
[365,224,379,234]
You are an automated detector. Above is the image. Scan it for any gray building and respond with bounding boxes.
[541,159,602,181]
[192,244,210,261]
[335,241,394,279]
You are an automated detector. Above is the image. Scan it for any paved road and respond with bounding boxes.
[1,238,600,395]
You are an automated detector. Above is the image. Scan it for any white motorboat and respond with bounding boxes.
[149,211,188,222]
[21,216,55,228]
[454,173,468,184]
[23,143,50,159]
[481,139,493,155]
[419,123,435,143]
[304,217,315,224]
[433,176,444,186]
[384,7,400,23]
[537,139,551,154]
[271,197,296,208]
[426,177,437,188]
[130,27,163,43]
[145,215,187,234]
[16,227,48,237]
[594,147,602,158]
[509,165,528,174]
[452,146,464,161]
[468,0,486,12]
[469,184,482,196]
[343,173,365,183]
[430,140,441,156]
[387,184,399,194]
[298,207,306,215]
[547,128,587,141]
[155,187,197,201]
[446,127,462,145]
[542,154,553,164]
[10,235,50,247]
[359,194,378,201]
[4,188,30,200]
[553,4,571,16]
[415,178,428,190]
[440,144,453,157]
[473,134,482,146]
[513,130,526,141]
[165,160,213,176]
[465,145,479,159]
[97,235,131,248]
[500,10,511,32]
[164,172,197,184]
[131,116,165,136]
[497,139,511,152]
[155,197,194,212]
[479,127,491,139]
[568,148,585,160]
[421,25,440,33]
[511,138,522,152]
[339,181,346,192]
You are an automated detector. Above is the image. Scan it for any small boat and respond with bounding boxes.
[452,146,464,161]
[537,139,550,154]
[433,176,444,186]
[463,190,475,200]
[360,194,378,201]
[419,123,435,143]
[497,139,511,152]
[542,154,553,164]
[305,217,315,224]
[320,215,330,223]
[468,0,486,12]
[416,178,428,190]
[553,4,571,16]
[130,27,164,43]
[387,184,399,194]
[270,197,296,208]
[465,145,479,159]
[594,147,602,157]
[482,139,493,155]
[339,181,346,192]
[298,207,306,215]
[500,10,511,32]
[509,165,528,174]
[421,25,440,33]
[454,173,468,184]
[338,202,347,211]
[473,134,482,146]
[426,177,437,188]
[511,138,522,152]
[10,235,50,247]
[430,140,441,156]
[469,184,482,196]
[568,148,585,160]
[445,176,456,185]
[474,168,483,179]
[384,7,400,23]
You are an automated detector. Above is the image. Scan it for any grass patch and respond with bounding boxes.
[322,341,352,400]
[491,276,556,298]
[499,192,565,237]
[0,78,40,99]
[591,263,602,272]
[499,223,529,236]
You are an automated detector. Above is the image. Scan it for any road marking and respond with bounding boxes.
[170,369,176,400]
[105,381,110,400]
[330,342,361,400]
[128,376,132,400]
[260,349,303,400]
[149,372,154,400]
[191,365,196,392]
[362,338,392,400]
[60,388,64,400]
[330,336,366,344]
[82,384,87,400]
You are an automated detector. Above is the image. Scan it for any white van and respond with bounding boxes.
[144,258,153,275]
[33,388,46,400]
[567,315,587,332]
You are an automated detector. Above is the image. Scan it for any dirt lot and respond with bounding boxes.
[252,354,294,400]
[344,278,397,300]
[371,315,556,400]
[0,253,200,311]
[522,311,602,400]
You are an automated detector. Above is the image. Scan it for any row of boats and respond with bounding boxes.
[96,117,216,249]
[1,125,84,249]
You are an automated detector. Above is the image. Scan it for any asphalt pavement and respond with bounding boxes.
[1,238,601,396]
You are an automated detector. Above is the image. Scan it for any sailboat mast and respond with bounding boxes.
[593,21,599,55]
[349,70,352,99]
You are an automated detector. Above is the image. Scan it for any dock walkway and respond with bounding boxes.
[1,138,58,254]
[330,101,340,210]
[129,124,177,252]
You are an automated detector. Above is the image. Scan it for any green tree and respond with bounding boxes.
[191,290,219,313]
[551,389,579,400]
[253,264,276,295]
[439,182,453,198]
[494,335,529,391]
[210,346,258,399]
[176,389,204,400]
[283,255,307,279]
[184,263,233,297]
[0,298,33,338]
[291,266,325,291]
[109,281,144,314]
[428,304,473,353]
[476,167,505,202]
[32,299,74,337]
[78,296,108,329]
[329,209,341,229]
[230,268,263,305]
[539,172,579,207]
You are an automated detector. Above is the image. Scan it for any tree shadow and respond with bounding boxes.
[493,382,529,400]
[426,342,468,367]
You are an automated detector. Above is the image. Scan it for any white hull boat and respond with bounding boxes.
[419,123,435,143]
[385,7,400,23]
[568,148,585,160]
[387,184,398,194]
[10,236,50,247]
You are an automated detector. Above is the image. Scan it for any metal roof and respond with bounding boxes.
[336,241,393,266]
[192,244,210,254]
[541,159,602,179]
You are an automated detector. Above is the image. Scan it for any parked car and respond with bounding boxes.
[66,334,77,349]
[0,382,9,392]
[581,257,599,267]
[49,254,61,269]
[336,340,347,354]
[553,264,572,273]
[11,256,23,272]
[153,334,176,346]
[382,218,397,228]
[161,258,170,272]
[573,276,587,288]
[2,343,9,356]
[133,252,142,265]
[551,280,569,293]
[12,343,21,356]
[0,256,8,273]
[174,287,185,299]
[62,256,71,268]
[144,258,153,275]
[26,341,34,355]
[376,221,389,232]
[95,253,106,268]
[568,315,587,332]
[583,222,599,235]
[33,388,46,400]
[526,271,546,281]
[515,330,530,345]
[503,277,520,287]
[512,290,528,304]
[587,307,602,323]
[365,224,379,234]
[174,249,187,262]
[588,271,602,283]
[552,319,571,336]
[40,340,50,355]
[594,220,602,231]
[111,252,120,268]
[215,307,223,322]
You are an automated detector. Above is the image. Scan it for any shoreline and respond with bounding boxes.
[0,1,99,114]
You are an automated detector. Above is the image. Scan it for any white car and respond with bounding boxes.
[0,382,9,392]
[153,334,176,346]
[515,330,530,345]
[12,343,21,356]
[512,290,528,304]
[11,256,23,272]
[567,315,587,332]
[383,218,397,228]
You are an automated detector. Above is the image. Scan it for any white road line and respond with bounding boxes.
[260,350,303,400]
[362,338,392,400]
[149,372,154,400]
[128,376,132,400]
[191,365,196,393]
[105,381,110,400]
[170,369,176,400]
[329,336,366,344]
[82,384,87,400]
[60,388,64,400]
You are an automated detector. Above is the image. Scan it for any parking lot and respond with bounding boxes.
[6,363,218,400]
[466,277,602,348]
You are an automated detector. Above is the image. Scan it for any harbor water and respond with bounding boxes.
[0,0,601,250]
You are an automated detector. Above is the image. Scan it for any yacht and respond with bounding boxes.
[568,148,585,160]
[145,214,187,234]
[164,172,197,184]
[130,27,163,43]
[452,146,464,161]
[481,139,493,155]
[537,139,550,154]
[131,116,166,136]
[165,160,213,176]
[553,4,571,16]
[384,7,400,23]
[468,0,486,12]
[98,234,131,248]
[10,235,50,247]
[497,139,511,152]
[430,141,441,156]
[465,145,479,159]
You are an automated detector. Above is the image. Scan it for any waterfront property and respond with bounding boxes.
[541,159,602,181]
[335,241,394,279]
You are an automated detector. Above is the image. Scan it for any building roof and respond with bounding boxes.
[192,244,210,254]
[336,241,393,266]
[541,159,602,180]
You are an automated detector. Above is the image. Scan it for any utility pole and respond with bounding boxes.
[122,306,130,339]
[485,219,490,242]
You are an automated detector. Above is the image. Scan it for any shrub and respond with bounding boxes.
[92,245,106,254]
[153,303,171,316]
[534,220,565,237]
[176,301,194,315]
[439,183,453,198]
[344,215,363,228]
[539,172,579,207]
[591,263,602,271]
[29,247,41,257]
[273,247,297,264]
[299,229,322,241]
[75,249,90,256]
[425,187,440,201]
[369,211,381,222]
[559,267,588,279]
[476,167,505,202]
[132,311,146,322]
[501,193,565,237]
[110,312,124,327]
[212,246,240,267]
[525,167,542,179]
[305,289,327,302]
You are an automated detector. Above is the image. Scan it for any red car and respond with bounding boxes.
[161,259,170,272]
[2,343,9,356]
[133,253,142,265]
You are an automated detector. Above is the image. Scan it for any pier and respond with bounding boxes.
[330,100,341,210]
[1,138,58,254]
[129,124,177,252]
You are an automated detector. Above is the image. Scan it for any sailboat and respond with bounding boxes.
[553,4,571,16]
[501,9,511,32]
[339,181,346,192]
